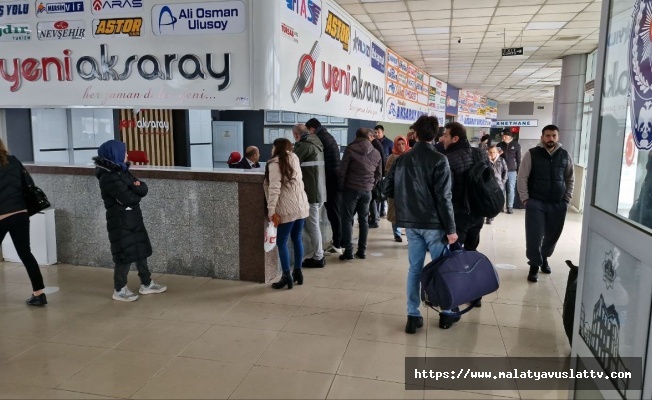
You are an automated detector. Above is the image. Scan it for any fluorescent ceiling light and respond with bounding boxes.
[415,27,450,34]
[525,21,566,30]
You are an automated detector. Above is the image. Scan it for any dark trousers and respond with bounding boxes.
[341,189,372,255]
[454,213,484,251]
[114,259,151,291]
[369,198,379,224]
[324,180,342,248]
[525,198,568,267]
[0,213,45,292]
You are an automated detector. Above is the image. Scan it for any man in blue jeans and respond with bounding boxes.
[497,128,522,213]
[383,115,459,333]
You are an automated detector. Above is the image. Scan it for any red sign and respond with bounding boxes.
[54,21,69,30]
[625,132,636,167]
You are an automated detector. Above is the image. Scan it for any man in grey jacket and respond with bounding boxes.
[517,125,574,283]
[337,128,382,261]
[293,124,327,268]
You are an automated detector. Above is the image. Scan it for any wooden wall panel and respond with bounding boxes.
[119,109,175,166]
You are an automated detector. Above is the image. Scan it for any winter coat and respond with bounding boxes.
[0,156,28,216]
[385,154,400,224]
[490,157,508,190]
[379,136,394,157]
[314,126,341,188]
[94,156,152,265]
[382,142,456,234]
[264,153,310,224]
[338,138,382,192]
[371,139,387,177]
[294,133,326,204]
[497,140,522,172]
[445,140,489,216]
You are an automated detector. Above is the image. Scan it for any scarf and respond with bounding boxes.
[392,135,410,155]
[98,140,128,171]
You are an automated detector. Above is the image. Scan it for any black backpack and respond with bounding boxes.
[466,148,505,218]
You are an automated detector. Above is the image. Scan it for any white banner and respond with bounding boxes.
[279,0,386,121]
[0,0,252,108]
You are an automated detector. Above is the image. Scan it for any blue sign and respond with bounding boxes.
[629,0,652,150]
[371,42,385,74]
[36,1,84,16]
[446,85,459,116]
[386,97,427,122]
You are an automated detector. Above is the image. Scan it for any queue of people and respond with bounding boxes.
[0,119,576,338]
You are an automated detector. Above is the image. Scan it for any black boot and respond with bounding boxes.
[272,273,293,290]
[405,316,424,334]
[355,251,366,259]
[26,293,47,306]
[527,266,539,282]
[540,258,552,274]
[507,208,513,214]
[292,269,303,285]
[439,308,461,329]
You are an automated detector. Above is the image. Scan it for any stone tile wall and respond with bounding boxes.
[32,173,241,280]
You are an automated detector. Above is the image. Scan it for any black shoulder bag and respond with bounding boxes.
[21,168,51,216]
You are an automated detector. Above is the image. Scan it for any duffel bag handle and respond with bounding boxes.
[439,241,464,258]
[440,298,481,317]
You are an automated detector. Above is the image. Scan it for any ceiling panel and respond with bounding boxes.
[334,0,601,102]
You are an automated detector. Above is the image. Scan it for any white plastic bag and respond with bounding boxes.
[264,222,277,252]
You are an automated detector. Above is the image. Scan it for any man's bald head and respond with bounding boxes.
[245,146,260,163]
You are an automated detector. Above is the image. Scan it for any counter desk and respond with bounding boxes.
[24,164,279,283]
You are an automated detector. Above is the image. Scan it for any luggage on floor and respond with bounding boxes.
[421,243,499,316]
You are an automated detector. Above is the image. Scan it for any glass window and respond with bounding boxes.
[593,0,652,234]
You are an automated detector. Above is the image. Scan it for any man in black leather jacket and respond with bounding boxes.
[383,115,459,333]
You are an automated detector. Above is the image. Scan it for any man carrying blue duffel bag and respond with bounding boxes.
[384,115,460,333]
[421,242,500,327]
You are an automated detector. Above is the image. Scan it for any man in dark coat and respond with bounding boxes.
[517,125,574,282]
[306,118,343,255]
[232,146,261,169]
[497,128,522,213]
[337,128,382,261]
[94,140,167,302]
[368,131,387,228]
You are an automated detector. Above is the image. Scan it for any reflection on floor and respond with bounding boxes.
[0,209,580,399]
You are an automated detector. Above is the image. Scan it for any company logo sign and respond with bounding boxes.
[459,114,491,127]
[152,2,246,36]
[446,97,457,108]
[0,24,31,42]
[0,44,232,93]
[286,0,321,27]
[386,81,398,95]
[120,118,170,132]
[281,22,298,43]
[324,11,349,51]
[0,2,30,21]
[93,18,142,37]
[291,40,383,110]
[629,0,652,150]
[351,28,370,60]
[386,97,426,121]
[35,1,84,17]
[37,20,85,40]
[371,42,385,74]
[92,0,142,14]
[387,51,399,67]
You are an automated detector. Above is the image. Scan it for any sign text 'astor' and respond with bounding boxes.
[0,45,232,92]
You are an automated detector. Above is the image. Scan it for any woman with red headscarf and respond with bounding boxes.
[385,135,410,242]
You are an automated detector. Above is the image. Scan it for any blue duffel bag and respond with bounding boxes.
[421,242,500,316]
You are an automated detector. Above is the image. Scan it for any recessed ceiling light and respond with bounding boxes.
[555,35,581,41]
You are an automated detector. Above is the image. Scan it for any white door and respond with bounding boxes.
[212,121,243,168]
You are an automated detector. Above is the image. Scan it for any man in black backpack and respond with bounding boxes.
[442,122,489,253]
[518,125,574,283]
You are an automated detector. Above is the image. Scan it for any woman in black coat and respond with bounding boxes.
[94,140,166,302]
[0,138,47,306]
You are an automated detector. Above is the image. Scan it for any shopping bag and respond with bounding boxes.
[264,222,277,252]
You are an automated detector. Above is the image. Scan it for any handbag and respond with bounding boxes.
[21,168,51,216]
[421,242,500,316]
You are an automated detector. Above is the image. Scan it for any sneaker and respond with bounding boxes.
[507,208,513,214]
[369,223,379,229]
[26,293,47,307]
[325,244,343,255]
[302,257,326,268]
[394,235,403,243]
[139,281,168,295]
[113,286,139,302]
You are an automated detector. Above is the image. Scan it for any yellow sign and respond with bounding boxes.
[94,18,142,37]
[324,11,350,52]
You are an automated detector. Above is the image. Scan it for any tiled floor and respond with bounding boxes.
[0,209,580,399]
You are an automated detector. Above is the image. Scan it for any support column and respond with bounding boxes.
[552,85,560,126]
[557,54,588,161]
